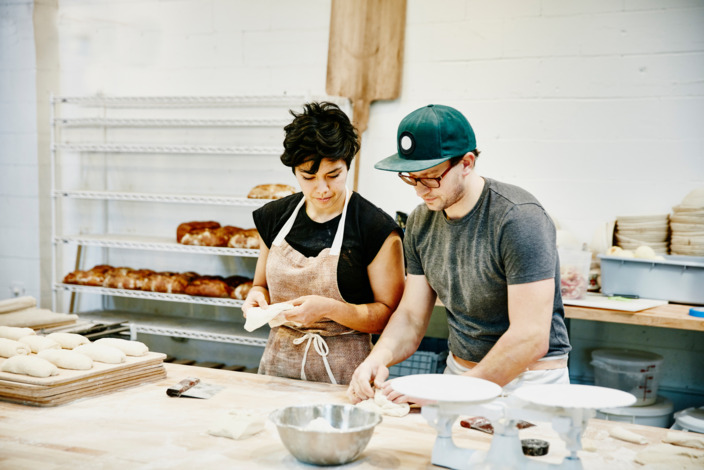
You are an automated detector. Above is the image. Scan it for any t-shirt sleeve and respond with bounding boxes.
[252,194,301,249]
[499,203,557,285]
[403,207,425,276]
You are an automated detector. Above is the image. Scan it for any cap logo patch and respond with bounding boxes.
[399,132,415,155]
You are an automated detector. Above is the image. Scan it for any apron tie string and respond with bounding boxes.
[293,332,337,385]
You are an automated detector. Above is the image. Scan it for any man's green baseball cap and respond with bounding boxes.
[374,104,476,172]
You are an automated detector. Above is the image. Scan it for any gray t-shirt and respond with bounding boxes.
[404,177,571,363]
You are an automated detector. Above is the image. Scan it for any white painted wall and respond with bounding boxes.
[2,0,703,301]
[1,0,703,411]
[0,0,39,300]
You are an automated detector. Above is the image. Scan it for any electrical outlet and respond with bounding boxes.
[10,282,25,297]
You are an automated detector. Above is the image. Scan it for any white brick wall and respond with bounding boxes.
[0,0,701,290]
[1,0,702,413]
[0,0,39,300]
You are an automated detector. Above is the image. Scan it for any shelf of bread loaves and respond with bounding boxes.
[52,190,270,207]
[60,264,253,305]
[55,234,259,257]
[53,143,282,156]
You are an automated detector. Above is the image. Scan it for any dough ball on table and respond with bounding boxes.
[0,326,36,341]
[74,343,126,364]
[1,355,59,378]
[95,337,149,357]
[38,349,93,370]
[355,389,410,417]
[0,338,31,357]
[208,409,266,440]
[19,335,61,353]
[46,332,90,349]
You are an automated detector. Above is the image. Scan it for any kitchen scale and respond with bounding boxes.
[391,375,636,470]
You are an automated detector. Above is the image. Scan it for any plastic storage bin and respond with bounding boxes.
[596,396,673,428]
[386,337,449,379]
[591,348,664,406]
[671,406,704,433]
[598,254,704,304]
[558,248,592,300]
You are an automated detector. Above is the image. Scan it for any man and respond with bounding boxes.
[347,104,571,402]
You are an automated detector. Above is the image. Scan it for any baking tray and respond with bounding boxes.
[598,254,704,305]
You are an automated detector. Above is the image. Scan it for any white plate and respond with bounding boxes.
[390,374,502,403]
[513,384,636,410]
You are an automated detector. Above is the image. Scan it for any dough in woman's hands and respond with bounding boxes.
[0,338,31,357]
[19,335,61,353]
[46,332,90,349]
[609,426,648,444]
[0,326,35,341]
[1,355,59,377]
[74,343,126,364]
[356,389,410,417]
[38,349,93,370]
[207,409,266,440]
[95,337,148,356]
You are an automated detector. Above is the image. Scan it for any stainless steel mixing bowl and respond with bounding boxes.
[270,403,382,466]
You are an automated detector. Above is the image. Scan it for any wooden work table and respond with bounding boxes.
[0,363,698,469]
[565,303,704,332]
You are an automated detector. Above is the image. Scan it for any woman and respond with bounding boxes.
[242,101,405,385]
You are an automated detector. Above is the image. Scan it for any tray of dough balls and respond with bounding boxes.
[0,326,166,407]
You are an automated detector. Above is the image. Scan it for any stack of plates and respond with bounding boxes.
[670,188,704,256]
[614,214,669,254]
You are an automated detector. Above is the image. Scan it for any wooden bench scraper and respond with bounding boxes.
[166,377,224,399]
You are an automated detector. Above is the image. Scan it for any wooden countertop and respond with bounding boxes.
[0,363,697,469]
[565,303,704,331]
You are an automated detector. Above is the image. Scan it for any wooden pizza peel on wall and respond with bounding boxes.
[326,0,407,191]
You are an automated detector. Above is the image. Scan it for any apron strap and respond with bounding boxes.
[272,195,306,247]
[292,332,337,384]
[330,187,350,256]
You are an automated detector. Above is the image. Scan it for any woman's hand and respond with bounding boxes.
[241,288,269,318]
[284,295,338,326]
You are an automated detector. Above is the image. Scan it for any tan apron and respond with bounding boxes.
[258,188,372,385]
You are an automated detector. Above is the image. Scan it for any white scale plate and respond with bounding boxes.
[512,384,637,410]
[390,374,502,403]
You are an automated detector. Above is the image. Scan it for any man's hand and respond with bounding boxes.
[346,357,390,404]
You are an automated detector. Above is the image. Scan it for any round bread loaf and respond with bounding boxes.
[227,228,260,249]
[176,221,221,243]
[247,184,296,200]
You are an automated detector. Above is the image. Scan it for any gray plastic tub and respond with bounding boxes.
[598,254,704,305]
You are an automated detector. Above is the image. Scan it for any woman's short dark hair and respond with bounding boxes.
[281,101,360,174]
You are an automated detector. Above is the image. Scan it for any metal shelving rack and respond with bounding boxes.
[50,94,348,349]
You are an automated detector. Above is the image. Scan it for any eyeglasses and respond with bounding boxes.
[398,163,455,188]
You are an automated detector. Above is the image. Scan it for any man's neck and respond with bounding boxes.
[444,173,485,220]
